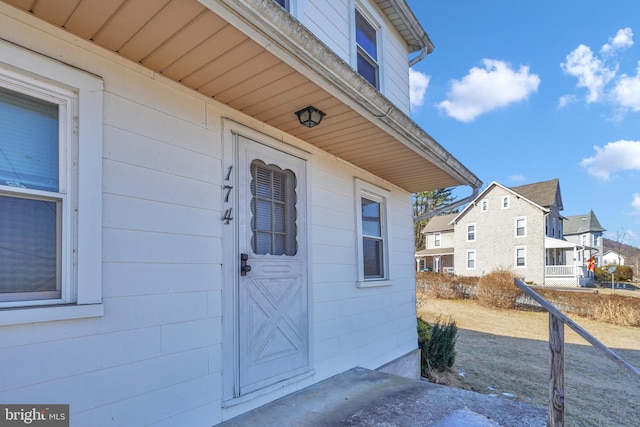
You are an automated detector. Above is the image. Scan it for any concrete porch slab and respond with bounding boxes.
[218,367,546,426]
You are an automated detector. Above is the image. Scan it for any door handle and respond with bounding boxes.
[240,253,251,276]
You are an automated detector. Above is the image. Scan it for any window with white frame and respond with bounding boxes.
[552,217,556,237]
[466,223,476,241]
[545,216,549,236]
[0,41,102,322]
[515,246,526,267]
[433,232,441,247]
[355,8,379,88]
[582,234,587,245]
[481,199,488,212]
[355,179,390,286]
[515,217,526,237]
[501,196,510,209]
[466,250,476,269]
[594,234,599,246]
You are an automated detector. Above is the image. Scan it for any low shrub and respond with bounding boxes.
[595,265,634,282]
[423,317,458,372]
[416,272,476,303]
[476,269,524,309]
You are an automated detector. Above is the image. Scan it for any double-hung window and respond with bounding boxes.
[0,41,102,324]
[355,9,379,88]
[481,199,488,212]
[433,232,441,247]
[515,217,526,237]
[466,250,476,270]
[515,247,526,268]
[355,179,390,286]
[466,223,476,242]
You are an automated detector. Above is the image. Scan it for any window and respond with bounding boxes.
[355,9,379,88]
[501,196,510,209]
[594,235,599,246]
[466,250,476,270]
[434,232,441,247]
[250,161,297,256]
[545,217,549,236]
[466,223,476,242]
[0,41,102,324]
[272,0,289,11]
[515,217,526,237]
[582,234,587,245]
[481,199,488,212]
[355,179,390,286]
[515,247,526,267]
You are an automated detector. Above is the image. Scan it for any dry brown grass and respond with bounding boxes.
[418,298,640,427]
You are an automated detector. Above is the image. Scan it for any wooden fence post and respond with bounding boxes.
[549,313,565,427]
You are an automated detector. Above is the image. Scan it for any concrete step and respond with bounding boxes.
[218,367,547,426]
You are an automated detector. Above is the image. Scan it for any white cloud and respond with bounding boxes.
[557,94,577,109]
[409,69,430,109]
[561,44,616,103]
[632,193,640,214]
[580,140,640,180]
[562,28,640,112]
[601,28,634,54]
[436,59,540,122]
[612,61,640,111]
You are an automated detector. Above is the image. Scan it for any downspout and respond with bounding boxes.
[413,185,480,223]
[409,48,428,67]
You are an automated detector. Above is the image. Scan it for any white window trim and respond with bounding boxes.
[480,199,488,212]
[515,216,527,238]
[433,232,441,247]
[466,223,476,242]
[355,178,391,288]
[466,249,476,270]
[351,0,385,92]
[515,246,527,268]
[0,41,103,326]
[501,196,510,209]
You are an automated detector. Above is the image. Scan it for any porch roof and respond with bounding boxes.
[545,237,581,249]
[415,247,454,257]
[0,0,480,194]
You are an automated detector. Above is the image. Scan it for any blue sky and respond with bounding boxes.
[406,0,640,245]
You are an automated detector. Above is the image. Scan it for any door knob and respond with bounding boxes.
[240,253,251,276]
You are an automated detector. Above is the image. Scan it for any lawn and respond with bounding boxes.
[418,297,640,427]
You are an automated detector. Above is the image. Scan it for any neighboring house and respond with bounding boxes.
[563,210,606,268]
[603,250,626,266]
[0,1,481,425]
[451,179,591,286]
[415,213,457,273]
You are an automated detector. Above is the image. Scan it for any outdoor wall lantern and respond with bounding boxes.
[295,106,326,128]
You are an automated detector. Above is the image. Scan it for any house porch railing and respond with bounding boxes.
[545,265,576,277]
[513,278,640,426]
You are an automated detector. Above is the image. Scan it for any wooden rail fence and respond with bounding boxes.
[513,278,640,427]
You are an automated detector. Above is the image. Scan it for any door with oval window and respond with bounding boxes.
[235,135,309,396]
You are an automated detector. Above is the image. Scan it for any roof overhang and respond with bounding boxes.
[0,0,478,193]
[545,237,582,250]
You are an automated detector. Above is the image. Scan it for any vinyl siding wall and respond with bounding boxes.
[0,6,417,426]
[299,0,412,113]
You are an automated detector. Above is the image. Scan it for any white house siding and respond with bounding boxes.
[0,7,418,426]
[300,0,412,114]
[454,187,546,284]
[310,159,418,380]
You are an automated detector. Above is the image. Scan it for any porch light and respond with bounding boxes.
[295,106,326,128]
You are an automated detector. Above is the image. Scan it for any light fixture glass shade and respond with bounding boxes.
[295,106,326,128]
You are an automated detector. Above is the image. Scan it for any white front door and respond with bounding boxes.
[234,135,309,396]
